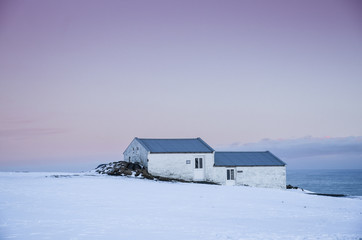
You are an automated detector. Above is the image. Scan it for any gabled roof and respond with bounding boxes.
[214,151,286,166]
[136,137,214,153]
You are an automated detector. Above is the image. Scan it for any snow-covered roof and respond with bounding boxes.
[136,137,214,153]
[214,151,286,166]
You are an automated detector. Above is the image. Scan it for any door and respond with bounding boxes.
[226,168,235,185]
[193,157,205,181]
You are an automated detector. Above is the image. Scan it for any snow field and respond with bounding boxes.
[0,172,361,240]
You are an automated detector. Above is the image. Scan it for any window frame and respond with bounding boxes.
[227,169,235,180]
[194,157,203,169]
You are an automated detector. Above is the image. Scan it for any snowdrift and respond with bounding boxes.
[0,172,361,240]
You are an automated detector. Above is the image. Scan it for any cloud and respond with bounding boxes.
[0,128,67,138]
[215,136,362,169]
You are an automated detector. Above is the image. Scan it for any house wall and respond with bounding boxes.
[148,153,214,181]
[123,139,149,167]
[212,166,286,189]
[123,139,286,189]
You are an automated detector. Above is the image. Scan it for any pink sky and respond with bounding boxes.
[0,0,361,171]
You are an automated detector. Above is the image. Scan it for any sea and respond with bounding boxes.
[287,169,362,197]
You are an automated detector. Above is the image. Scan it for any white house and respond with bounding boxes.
[123,137,286,189]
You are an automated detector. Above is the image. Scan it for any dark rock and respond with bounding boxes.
[133,164,142,171]
[286,184,299,189]
[127,163,134,170]
[120,166,127,172]
[123,169,133,176]
[96,164,106,169]
[307,193,346,197]
[156,176,174,182]
[107,170,119,176]
[135,169,142,177]
[141,169,154,180]
[143,174,154,180]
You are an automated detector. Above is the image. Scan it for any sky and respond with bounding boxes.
[0,0,361,171]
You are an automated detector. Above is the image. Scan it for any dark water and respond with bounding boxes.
[287,169,362,196]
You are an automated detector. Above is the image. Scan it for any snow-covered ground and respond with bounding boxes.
[0,172,361,240]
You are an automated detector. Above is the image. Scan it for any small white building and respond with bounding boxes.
[123,137,286,189]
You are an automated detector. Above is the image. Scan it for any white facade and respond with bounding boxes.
[123,138,286,189]
[123,138,149,167]
[211,166,286,189]
[148,153,214,182]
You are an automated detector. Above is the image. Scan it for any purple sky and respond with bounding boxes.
[1,0,361,171]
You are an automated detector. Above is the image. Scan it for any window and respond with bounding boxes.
[186,160,191,164]
[195,158,203,169]
[227,169,235,180]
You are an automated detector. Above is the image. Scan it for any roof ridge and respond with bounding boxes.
[137,137,199,140]
[135,137,151,151]
[197,137,215,152]
[135,137,214,153]
[216,151,269,153]
[214,151,286,166]
[267,151,287,165]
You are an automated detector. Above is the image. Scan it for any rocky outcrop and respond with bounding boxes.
[95,161,153,179]
[286,184,303,191]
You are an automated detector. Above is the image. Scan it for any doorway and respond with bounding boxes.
[193,157,205,181]
[226,168,235,185]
